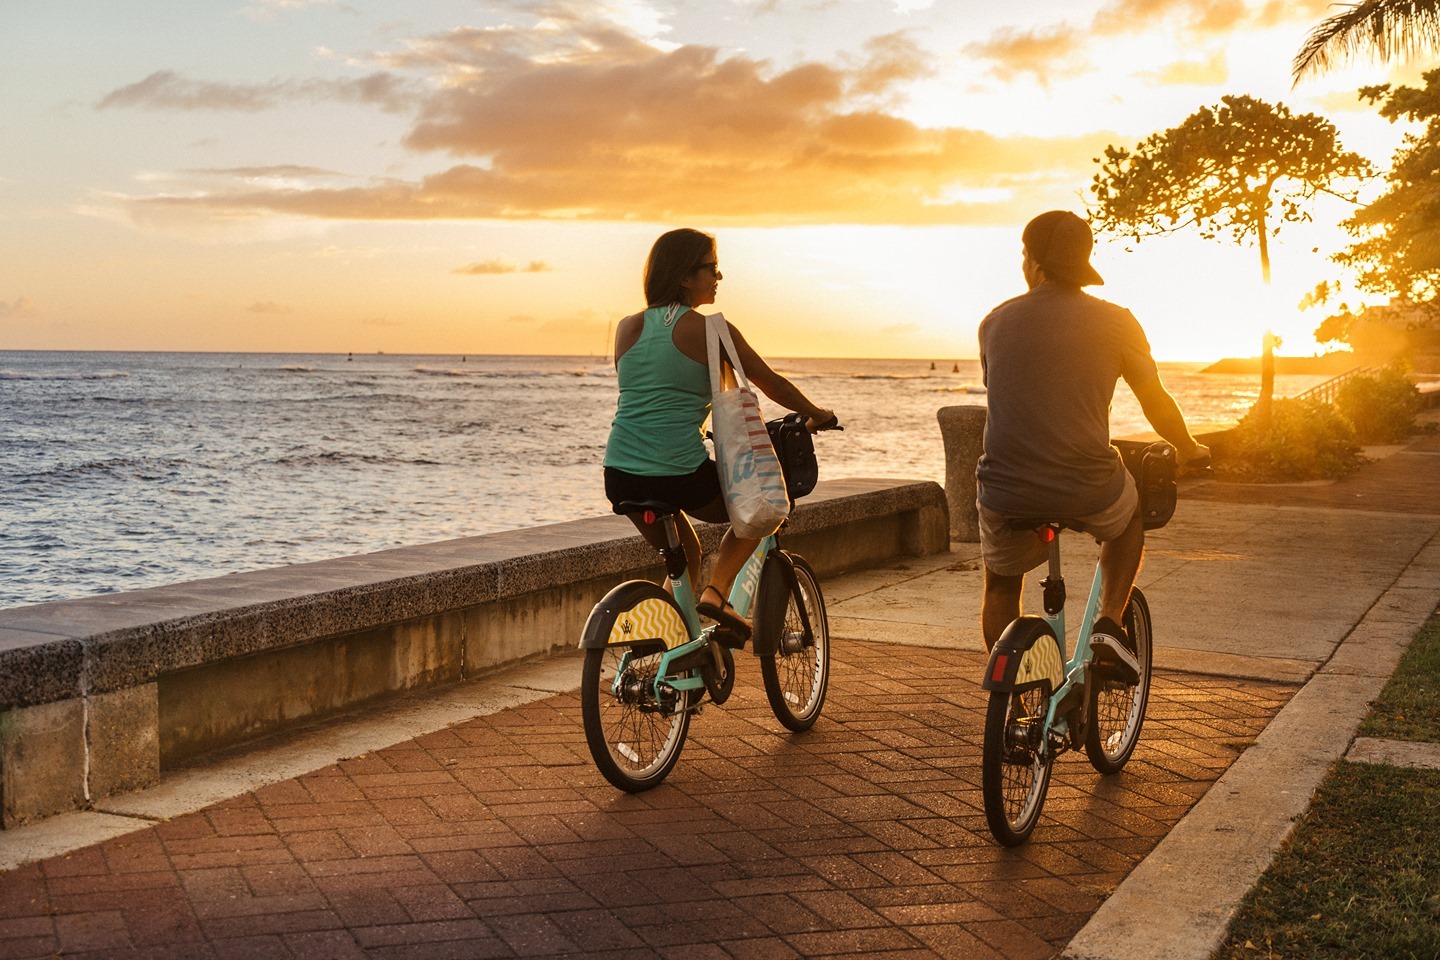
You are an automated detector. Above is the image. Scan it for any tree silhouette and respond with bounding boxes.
[1090,96,1370,419]
[1329,70,1440,358]
[1089,95,1370,284]
[1338,72,1440,310]
[1294,0,1440,83]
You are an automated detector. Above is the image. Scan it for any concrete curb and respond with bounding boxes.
[1062,524,1440,960]
[1347,737,1440,770]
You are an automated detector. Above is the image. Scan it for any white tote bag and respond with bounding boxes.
[706,313,790,538]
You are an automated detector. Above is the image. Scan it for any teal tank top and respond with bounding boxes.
[604,305,712,475]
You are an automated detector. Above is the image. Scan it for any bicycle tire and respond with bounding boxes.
[982,685,1054,846]
[1085,588,1153,774]
[757,554,830,732]
[580,582,694,793]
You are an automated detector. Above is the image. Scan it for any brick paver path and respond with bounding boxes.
[0,640,1292,960]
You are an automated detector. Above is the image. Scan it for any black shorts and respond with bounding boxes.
[604,460,723,516]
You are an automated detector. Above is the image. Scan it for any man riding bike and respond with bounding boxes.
[975,210,1211,668]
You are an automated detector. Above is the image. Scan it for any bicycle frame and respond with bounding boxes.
[620,513,779,708]
[982,527,1105,748]
[1033,533,1105,742]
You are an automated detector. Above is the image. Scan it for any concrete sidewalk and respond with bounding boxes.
[1,432,1438,959]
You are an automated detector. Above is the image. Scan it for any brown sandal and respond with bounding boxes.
[697,585,752,644]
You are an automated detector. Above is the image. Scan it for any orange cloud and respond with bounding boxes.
[109,15,1115,227]
[965,25,1090,84]
[967,0,1334,79]
[192,165,338,179]
[0,296,40,320]
[1142,50,1229,86]
[453,259,552,275]
[246,300,292,314]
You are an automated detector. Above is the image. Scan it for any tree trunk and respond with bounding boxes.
[1257,330,1276,428]
[1256,205,1273,427]
[1257,213,1272,285]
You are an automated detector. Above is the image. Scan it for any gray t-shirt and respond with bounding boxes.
[976,282,1159,517]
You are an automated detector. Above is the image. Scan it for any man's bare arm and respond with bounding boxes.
[1132,377,1208,461]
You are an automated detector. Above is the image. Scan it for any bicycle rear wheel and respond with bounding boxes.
[757,554,830,731]
[1085,588,1153,774]
[581,643,690,792]
[982,685,1054,846]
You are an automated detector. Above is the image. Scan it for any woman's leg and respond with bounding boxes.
[689,495,761,604]
[624,512,704,593]
[706,528,761,602]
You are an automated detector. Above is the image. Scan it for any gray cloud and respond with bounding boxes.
[98,69,417,113]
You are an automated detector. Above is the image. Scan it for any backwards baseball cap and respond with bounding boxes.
[1022,210,1104,286]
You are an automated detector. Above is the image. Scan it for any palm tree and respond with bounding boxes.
[1294,0,1440,81]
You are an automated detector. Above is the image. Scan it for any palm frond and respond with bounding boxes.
[1293,0,1440,82]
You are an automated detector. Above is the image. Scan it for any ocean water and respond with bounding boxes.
[0,351,1327,609]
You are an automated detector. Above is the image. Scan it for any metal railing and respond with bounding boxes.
[1292,365,1375,405]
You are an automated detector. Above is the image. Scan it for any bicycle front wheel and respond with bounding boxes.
[982,685,1054,846]
[1085,587,1153,774]
[581,644,690,792]
[758,554,830,732]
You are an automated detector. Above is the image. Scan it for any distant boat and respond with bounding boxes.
[953,363,960,373]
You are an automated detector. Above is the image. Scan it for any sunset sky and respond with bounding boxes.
[0,0,1426,361]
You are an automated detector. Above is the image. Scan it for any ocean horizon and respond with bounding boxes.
[1,350,1331,609]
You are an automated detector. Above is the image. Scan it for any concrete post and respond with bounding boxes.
[937,405,987,542]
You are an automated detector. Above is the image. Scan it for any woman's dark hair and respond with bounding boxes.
[644,228,715,307]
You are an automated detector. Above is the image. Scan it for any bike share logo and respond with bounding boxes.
[736,552,763,600]
[621,618,633,635]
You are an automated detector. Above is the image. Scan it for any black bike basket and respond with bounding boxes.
[766,415,818,501]
[1135,441,1177,530]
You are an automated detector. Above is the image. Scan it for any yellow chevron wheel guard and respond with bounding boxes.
[606,596,690,649]
[1015,635,1064,690]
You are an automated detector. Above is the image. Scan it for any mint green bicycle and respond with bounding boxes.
[579,415,838,792]
[980,441,1184,846]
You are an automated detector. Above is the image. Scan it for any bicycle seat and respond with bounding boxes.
[618,499,681,519]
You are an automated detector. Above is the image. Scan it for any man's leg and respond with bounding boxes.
[1098,510,1144,624]
[982,567,1025,651]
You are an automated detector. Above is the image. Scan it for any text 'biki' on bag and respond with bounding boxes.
[706,314,790,538]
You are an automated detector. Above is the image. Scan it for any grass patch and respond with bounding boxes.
[1360,611,1440,743]
[1217,761,1440,960]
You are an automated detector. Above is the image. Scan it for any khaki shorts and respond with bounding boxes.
[979,471,1140,577]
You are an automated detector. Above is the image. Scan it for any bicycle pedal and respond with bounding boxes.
[1091,637,1140,685]
[711,628,747,650]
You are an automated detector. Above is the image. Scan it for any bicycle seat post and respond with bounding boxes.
[1039,525,1065,617]
[644,509,689,584]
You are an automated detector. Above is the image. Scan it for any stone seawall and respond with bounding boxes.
[0,478,948,828]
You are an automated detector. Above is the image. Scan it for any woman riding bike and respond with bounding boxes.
[602,228,836,639]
